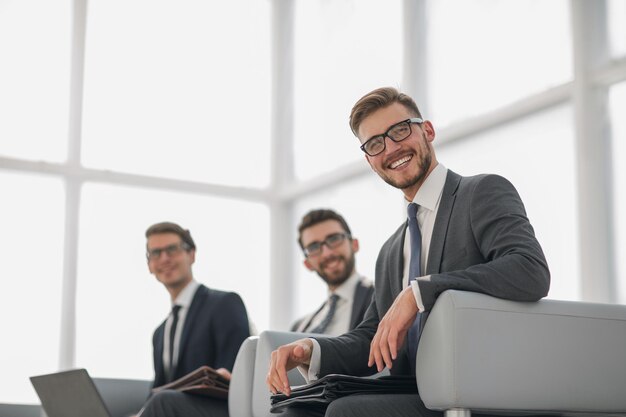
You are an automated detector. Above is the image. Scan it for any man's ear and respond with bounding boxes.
[189,249,196,264]
[351,238,360,253]
[303,258,315,272]
[422,120,436,143]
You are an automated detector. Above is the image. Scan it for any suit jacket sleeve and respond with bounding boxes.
[418,173,550,310]
[211,292,250,371]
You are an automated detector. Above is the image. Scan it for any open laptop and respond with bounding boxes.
[30,368,113,417]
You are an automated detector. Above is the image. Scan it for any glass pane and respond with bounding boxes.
[76,183,270,379]
[293,0,403,180]
[0,171,64,403]
[81,0,270,187]
[610,82,626,303]
[427,0,572,127]
[292,174,403,320]
[609,0,626,57]
[0,0,70,162]
[437,106,579,301]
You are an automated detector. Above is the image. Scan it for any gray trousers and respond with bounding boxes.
[138,390,228,417]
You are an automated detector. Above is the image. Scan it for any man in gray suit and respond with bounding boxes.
[291,209,374,336]
[266,87,550,417]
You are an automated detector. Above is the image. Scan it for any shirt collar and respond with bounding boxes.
[408,163,448,211]
[329,272,361,301]
[173,279,200,308]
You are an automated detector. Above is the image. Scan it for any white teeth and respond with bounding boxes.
[390,155,411,169]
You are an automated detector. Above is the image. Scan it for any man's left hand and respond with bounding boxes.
[368,286,419,372]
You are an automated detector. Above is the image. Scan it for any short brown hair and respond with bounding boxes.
[145,221,196,250]
[349,87,422,137]
[297,209,352,249]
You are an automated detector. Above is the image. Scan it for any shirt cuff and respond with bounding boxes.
[410,278,427,312]
[297,338,321,382]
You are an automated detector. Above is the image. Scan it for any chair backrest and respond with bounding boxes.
[92,377,151,417]
[229,336,259,417]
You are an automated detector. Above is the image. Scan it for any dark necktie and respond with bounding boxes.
[168,304,181,380]
[310,294,340,334]
[407,203,422,374]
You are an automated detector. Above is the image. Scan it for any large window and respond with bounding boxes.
[0,172,65,403]
[0,0,71,162]
[427,0,572,127]
[81,0,271,187]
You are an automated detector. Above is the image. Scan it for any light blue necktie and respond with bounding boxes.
[407,203,422,374]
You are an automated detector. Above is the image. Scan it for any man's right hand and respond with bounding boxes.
[266,338,313,396]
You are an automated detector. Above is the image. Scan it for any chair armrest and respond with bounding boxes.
[229,336,259,417]
[252,331,324,417]
[416,290,626,415]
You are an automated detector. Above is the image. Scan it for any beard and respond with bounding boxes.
[378,133,433,191]
[316,253,356,287]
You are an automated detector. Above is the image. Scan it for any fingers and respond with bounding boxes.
[265,340,313,396]
[215,368,232,381]
[266,348,291,395]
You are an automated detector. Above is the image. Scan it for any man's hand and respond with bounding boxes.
[368,286,419,372]
[266,338,313,396]
[215,368,232,381]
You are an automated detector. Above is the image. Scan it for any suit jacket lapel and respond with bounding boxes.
[426,170,461,275]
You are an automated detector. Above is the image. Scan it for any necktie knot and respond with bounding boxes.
[407,202,419,219]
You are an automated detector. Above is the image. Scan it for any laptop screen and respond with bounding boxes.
[30,368,111,417]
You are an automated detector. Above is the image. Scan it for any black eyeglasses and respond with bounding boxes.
[146,242,191,261]
[359,118,423,156]
[303,233,351,257]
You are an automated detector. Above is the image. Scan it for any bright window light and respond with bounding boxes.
[0,171,65,403]
[81,0,271,187]
[427,0,572,127]
[609,0,626,57]
[0,0,70,162]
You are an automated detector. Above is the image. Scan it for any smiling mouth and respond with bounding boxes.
[389,154,412,169]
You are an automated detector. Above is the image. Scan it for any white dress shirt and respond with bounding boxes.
[163,279,200,379]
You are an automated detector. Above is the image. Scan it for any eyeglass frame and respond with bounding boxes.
[359,117,424,156]
[303,232,352,257]
[146,242,192,261]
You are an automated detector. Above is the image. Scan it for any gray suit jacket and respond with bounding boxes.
[316,170,550,377]
[290,277,374,334]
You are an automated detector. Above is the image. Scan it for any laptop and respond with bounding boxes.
[30,368,113,417]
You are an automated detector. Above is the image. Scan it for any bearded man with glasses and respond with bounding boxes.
[290,209,374,336]
[267,87,550,417]
[138,221,250,417]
